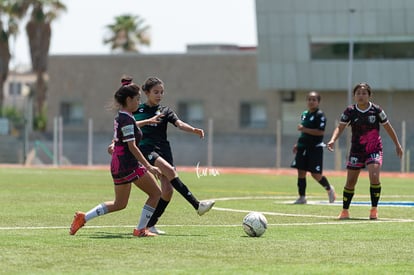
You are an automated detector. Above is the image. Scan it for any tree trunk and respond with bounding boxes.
[0,32,11,111]
[35,70,46,118]
[26,19,51,117]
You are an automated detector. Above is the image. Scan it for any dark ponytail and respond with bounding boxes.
[114,75,140,107]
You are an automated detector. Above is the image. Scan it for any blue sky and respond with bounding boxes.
[12,0,257,67]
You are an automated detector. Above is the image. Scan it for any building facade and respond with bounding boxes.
[28,0,414,170]
[256,0,414,171]
[256,0,414,91]
[46,52,283,167]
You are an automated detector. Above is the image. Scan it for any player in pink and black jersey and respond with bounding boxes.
[327,82,403,220]
[108,77,215,235]
[70,76,162,237]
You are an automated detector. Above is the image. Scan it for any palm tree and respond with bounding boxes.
[103,14,150,53]
[0,1,19,111]
[24,0,66,125]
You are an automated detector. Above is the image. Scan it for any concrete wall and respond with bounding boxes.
[46,53,284,168]
[47,53,280,135]
[256,0,414,90]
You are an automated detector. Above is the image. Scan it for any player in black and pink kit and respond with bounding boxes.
[327,82,403,220]
[70,76,162,237]
[108,77,215,235]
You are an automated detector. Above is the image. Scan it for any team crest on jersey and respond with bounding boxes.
[368,116,376,123]
[310,116,314,121]
[350,157,358,165]
[341,114,348,121]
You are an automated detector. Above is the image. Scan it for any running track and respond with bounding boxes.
[1,164,414,179]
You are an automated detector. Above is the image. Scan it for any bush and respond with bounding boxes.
[1,107,25,129]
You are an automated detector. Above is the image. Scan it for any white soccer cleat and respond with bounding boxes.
[327,185,336,203]
[148,226,166,235]
[293,196,307,204]
[197,200,215,216]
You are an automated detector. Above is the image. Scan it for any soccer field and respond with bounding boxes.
[1,166,413,274]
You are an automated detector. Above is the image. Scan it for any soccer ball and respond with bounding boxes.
[242,212,268,237]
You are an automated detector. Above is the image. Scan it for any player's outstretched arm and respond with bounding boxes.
[327,124,346,152]
[136,113,164,128]
[383,122,403,159]
[175,119,204,139]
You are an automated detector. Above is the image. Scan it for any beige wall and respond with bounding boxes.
[46,53,412,170]
[47,53,280,136]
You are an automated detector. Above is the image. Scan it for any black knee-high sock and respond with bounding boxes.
[318,176,331,190]
[370,183,381,207]
[170,177,199,209]
[147,198,170,228]
[297,178,306,196]
[343,187,354,209]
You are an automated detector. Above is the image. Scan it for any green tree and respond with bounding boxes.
[103,14,150,53]
[23,0,66,122]
[0,1,19,111]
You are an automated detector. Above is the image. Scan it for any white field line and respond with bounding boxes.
[213,195,414,200]
[213,207,414,223]
[213,195,414,207]
[1,209,413,231]
[1,195,413,231]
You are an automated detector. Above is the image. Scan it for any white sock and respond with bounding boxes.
[85,203,108,222]
[137,204,155,230]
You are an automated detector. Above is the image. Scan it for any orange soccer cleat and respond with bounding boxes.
[369,208,378,220]
[338,209,350,220]
[133,228,158,237]
[69,211,86,235]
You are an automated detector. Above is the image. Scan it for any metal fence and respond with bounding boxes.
[14,118,410,173]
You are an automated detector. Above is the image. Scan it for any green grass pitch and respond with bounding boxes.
[0,166,413,274]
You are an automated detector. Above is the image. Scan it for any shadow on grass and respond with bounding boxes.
[87,231,210,238]
[338,217,376,221]
[88,231,132,239]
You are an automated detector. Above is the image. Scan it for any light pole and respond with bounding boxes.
[347,8,356,106]
[345,8,356,163]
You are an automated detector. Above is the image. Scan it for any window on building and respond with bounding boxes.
[8,82,22,96]
[177,102,204,126]
[311,41,414,60]
[240,102,267,128]
[60,102,84,125]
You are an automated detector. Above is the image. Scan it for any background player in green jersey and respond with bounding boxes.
[291,91,336,204]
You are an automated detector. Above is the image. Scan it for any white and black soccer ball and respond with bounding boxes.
[242,212,268,237]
